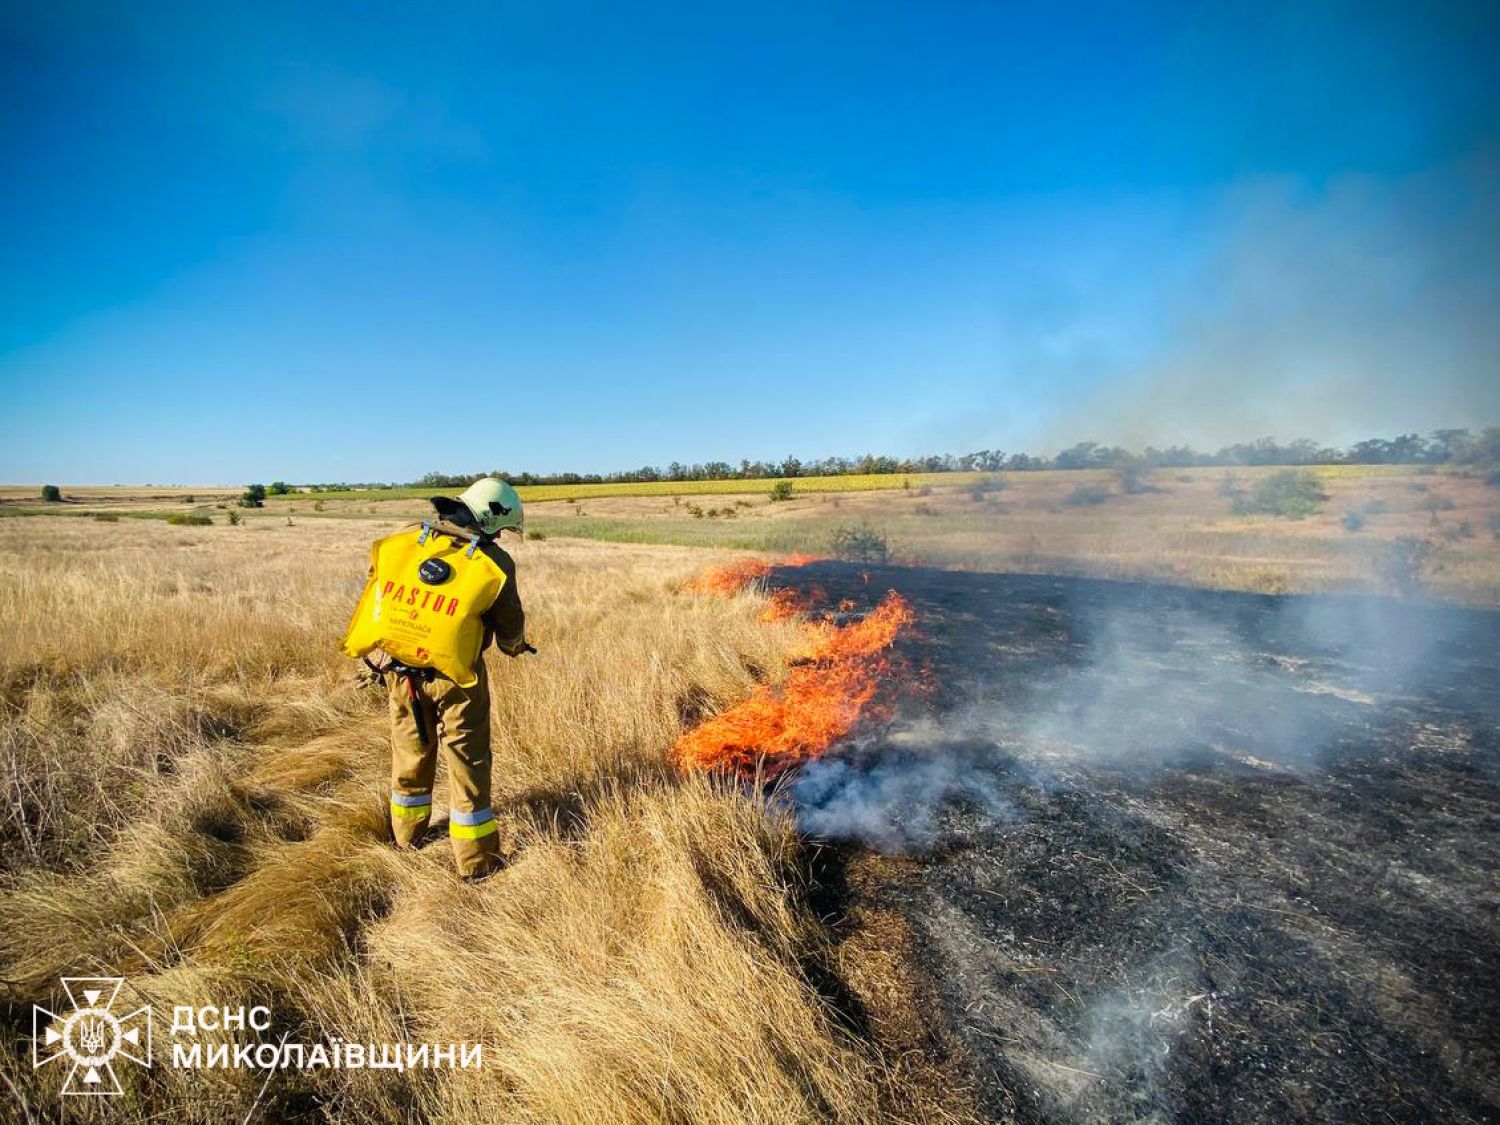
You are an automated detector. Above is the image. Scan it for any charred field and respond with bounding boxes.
[778,563,1500,1124]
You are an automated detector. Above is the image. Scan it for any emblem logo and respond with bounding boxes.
[33,977,152,1096]
[418,557,453,585]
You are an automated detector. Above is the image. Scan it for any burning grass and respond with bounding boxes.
[682,551,818,597]
[674,591,914,777]
[674,553,918,778]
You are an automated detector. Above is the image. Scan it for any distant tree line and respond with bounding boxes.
[293,427,1499,491]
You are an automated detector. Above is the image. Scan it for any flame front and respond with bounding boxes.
[758,585,828,623]
[675,589,913,777]
[683,553,818,597]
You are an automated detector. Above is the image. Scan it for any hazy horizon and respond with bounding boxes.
[6,424,1496,489]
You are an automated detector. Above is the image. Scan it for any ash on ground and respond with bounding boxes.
[783,563,1500,1124]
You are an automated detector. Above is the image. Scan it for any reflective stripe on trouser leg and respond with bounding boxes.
[389,673,437,847]
[448,806,497,840]
[430,663,500,876]
[391,791,432,818]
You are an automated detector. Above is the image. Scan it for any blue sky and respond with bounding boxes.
[2,1,1496,483]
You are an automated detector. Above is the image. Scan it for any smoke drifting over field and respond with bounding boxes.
[789,565,1495,847]
[1028,159,1500,451]
[793,737,1018,852]
[1016,592,1474,770]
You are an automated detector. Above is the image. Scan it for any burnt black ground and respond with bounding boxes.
[777,563,1500,1125]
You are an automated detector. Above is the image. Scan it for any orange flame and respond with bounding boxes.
[758,588,805,622]
[684,553,819,597]
[674,590,913,777]
[757,583,834,623]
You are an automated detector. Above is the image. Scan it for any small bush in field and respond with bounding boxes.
[1116,460,1154,494]
[527,530,546,540]
[1441,521,1474,542]
[1217,472,1243,499]
[92,512,119,522]
[769,480,794,502]
[166,512,212,526]
[1066,484,1112,507]
[1341,511,1366,533]
[227,509,242,526]
[829,523,889,564]
[183,494,195,504]
[1424,494,1457,523]
[968,475,1006,502]
[1376,535,1435,598]
[1231,470,1327,519]
[41,484,62,502]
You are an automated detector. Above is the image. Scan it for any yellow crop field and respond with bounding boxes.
[516,471,1014,501]
[281,472,1005,505]
[275,464,1416,506]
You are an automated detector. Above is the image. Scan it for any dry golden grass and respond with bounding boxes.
[0,518,929,1123]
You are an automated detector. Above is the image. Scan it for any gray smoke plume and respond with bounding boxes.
[791,586,1490,850]
[1036,157,1500,451]
[1014,594,1459,772]
[791,734,1018,853]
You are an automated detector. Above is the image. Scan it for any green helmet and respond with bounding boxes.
[433,477,523,537]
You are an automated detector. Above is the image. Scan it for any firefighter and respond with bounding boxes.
[341,477,531,879]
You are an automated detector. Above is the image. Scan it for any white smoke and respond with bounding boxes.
[791,586,1480,850]
[791,731,1018,853]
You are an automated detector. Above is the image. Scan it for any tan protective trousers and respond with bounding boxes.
[387,660,501,877]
